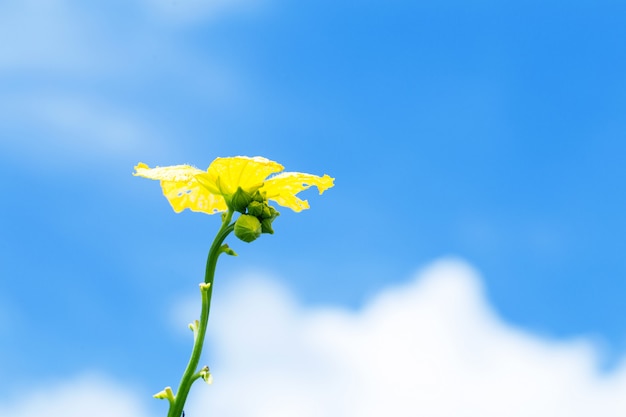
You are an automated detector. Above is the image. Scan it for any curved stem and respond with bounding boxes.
[167,210,235,417]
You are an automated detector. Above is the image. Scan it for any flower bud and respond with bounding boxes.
[198,366,213,384]
[260,218,275,234]
[189,319,200,340]
[219,244,238,256]
[261,206,279,234]
[247,201,264,217]
[230,187,253,213]
[189,319,199,332]
[251,190,265,203]
[234,214,262,243]
[153,386,175,403]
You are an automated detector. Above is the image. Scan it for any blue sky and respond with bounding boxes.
[1,1,626,416]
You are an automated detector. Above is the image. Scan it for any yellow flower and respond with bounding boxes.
[133,156,334,215]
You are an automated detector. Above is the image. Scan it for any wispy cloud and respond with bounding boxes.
[0,373,153,417]
[0,1,255,166]
[0,93,169,165]
[0,1,113,74]
[136,0,269,24]
[174,259,626,416]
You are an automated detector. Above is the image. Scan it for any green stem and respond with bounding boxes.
[167,210,235,417]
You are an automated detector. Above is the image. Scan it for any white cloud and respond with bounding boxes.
[0,373,153,417]
[170,259,626,417]
[5,260,624,417]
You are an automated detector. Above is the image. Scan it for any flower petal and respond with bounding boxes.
[202,156,284,196]
[133,163,228,214]
[133,163,203,182]
[261,172,334,212]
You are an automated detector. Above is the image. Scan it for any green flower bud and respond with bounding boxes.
[230,187,253,213]
[247,201,265,217]
[219,244,238,256]
[260,218,275,234]
[198,366,213,385]
[189,320,199,340]
[153,386,175,403]
[261,208,279,234]
[234,214,262,243]
[251,190,265,203]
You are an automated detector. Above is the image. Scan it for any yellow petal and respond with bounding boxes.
[160,180,228,214]
[133,163,203,182]
[203,156,284,196]
[261,172,334,212]
[133,163,228,214]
